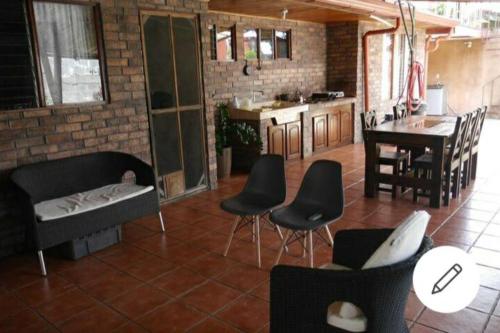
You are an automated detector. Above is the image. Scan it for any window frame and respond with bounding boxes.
[243,27,259,61]
[274,29,292,60]
[209,24,236,62]
[25,0,108,108]
[381,33,395,101]
[258,28,275,61]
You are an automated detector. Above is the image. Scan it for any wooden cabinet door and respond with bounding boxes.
[286,121,301,160]
[313,115,327,152]
[340,109,353,143]
[268,124,286,157]
[328,110,340,147]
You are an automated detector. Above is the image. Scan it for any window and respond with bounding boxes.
[0,0,106,111]
[243,29,258,60]
[381,34,394,101]
[0,0,38,110]
[275,30,291,59]
[209,25,235,61]
[33,1,104,105]
[259,29,274,60]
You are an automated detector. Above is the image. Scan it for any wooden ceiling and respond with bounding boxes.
[208,0,459,28]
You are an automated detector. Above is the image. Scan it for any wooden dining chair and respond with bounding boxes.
[393,104,409,120]
[361,111,410,198]
[469,106,488,182]
[393,103,423,170]
[412,113,472,205]
[461,109,482,188]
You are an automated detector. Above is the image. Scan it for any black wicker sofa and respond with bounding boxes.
[10,152,165,276]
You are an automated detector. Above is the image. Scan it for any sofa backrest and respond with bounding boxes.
[11,152,142,203]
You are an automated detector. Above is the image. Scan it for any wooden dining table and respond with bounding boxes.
[364,115,457,208]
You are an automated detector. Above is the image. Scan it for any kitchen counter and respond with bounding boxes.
[229,97,356,171]
[229,97,356,123]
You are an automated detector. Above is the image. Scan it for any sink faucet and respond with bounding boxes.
[252,90,265,103]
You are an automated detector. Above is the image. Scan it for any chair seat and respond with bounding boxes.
[378,150,409,164]
[270,205,332,231]
[220,192,280,216]
[414,153,433,165]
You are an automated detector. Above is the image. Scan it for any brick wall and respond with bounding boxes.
[0,0,211,257]
[327,22,359,97]
[200,12,327,163]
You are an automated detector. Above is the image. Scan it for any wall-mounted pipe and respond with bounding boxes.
[423,33,450,98]
[362,18,401,113]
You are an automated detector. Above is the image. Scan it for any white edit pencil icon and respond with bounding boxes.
[432,263,463,295]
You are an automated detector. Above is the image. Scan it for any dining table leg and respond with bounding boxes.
[364,132,378,197]
[430,138,446,208]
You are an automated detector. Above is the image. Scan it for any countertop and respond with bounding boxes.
[229,97,356,124]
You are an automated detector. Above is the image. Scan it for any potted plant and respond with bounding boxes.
[215,102,262,178]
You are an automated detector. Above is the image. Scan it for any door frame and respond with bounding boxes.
[139,10,209,202]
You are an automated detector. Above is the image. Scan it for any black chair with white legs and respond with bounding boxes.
[271,160,344,268]
[222,154,286,268]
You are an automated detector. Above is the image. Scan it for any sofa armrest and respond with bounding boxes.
[123,155,156,188]
[332,228,393,269]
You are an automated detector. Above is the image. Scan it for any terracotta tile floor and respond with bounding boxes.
[1,120,500,332]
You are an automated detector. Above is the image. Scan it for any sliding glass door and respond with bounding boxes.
[141,12,207,200]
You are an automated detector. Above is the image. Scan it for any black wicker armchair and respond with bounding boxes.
[270,228,432,333]
[10,152,164,276]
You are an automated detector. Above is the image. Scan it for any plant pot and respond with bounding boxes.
[217,147,232,179]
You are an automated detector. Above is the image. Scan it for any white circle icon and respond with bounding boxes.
[413,246,480,313]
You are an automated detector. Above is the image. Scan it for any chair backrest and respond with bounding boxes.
[447,113,471,166]
[291,160,343,222]
[10,152,142,203]
[393,104,408,120]
[473,106,488,148]
[242,154,286,205]
[360,110,378,143]
[463,109,481,153]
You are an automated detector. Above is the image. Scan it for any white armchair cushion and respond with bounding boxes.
[363,210,430,269]
[327,302,367,332]
[325,211,430,332]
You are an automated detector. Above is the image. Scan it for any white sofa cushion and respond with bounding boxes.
[35,183,154,221]
[325,211,430,332]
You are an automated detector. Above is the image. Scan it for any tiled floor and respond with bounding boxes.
[1,120,500,332]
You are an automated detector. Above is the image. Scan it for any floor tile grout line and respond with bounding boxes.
[481,292,500,332]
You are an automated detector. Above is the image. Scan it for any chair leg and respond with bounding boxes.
[392,162,398,198]
[302,233,307,258]
[38,250,47,276]
[252,222,256,243]
[461,161,468,189]
[471,153,478,180]
[444,169,451,206]
[275,229,290,266]
[401,158,408,193]
[158,211,165,232]
[255,215,261,268]
[413,168,419,203]
[275,225,288,253]
[324,226,334,247]
[308,231,314,268]
[223,216,240,257]
[452,167,460,199]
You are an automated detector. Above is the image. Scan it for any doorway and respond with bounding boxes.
[140,12,207,200]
